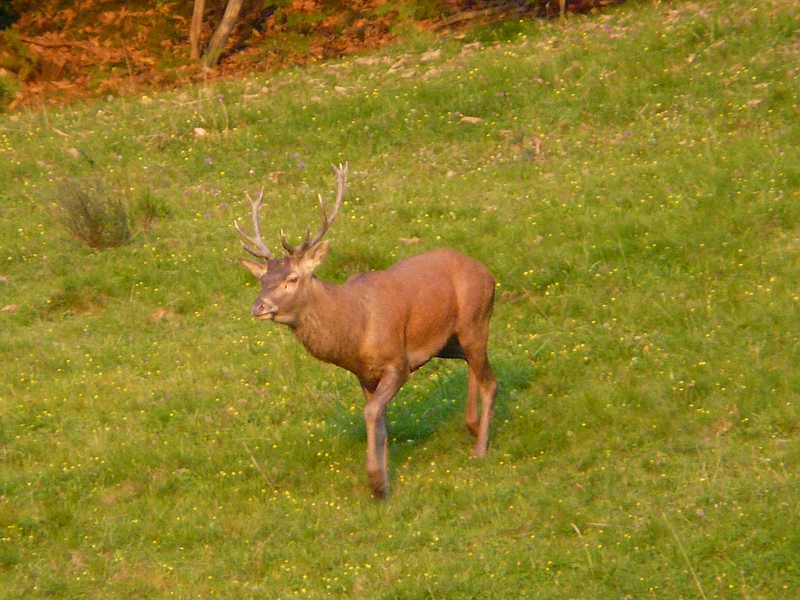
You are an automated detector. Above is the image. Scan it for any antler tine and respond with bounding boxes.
[278,225,310,255]
[234,188,274,260]
[303,162,348,250]
[281,162,348,255]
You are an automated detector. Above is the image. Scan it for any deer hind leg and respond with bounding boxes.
[460,328,497,458]
[362,366,408,499]
[432,334,482,436]
[464,366,480,437]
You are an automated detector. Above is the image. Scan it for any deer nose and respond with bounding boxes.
[251,300,276,319]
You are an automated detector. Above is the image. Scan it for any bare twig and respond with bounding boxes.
[660,509,708,600]
[242,441,276,491]
[571,523,594,569]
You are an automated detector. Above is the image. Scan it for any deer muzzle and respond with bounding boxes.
[251,299,277,320]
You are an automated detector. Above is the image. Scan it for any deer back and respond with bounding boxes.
[333,248,495,380]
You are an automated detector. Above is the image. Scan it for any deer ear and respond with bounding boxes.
[239,258,269,279]
[298,240,330,275]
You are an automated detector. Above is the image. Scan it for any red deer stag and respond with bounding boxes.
[236,164,497,498]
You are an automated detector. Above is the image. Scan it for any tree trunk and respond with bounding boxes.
[190,0,205,60]
[202,0,244,68]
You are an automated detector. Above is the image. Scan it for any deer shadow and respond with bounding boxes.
[327,356,534,453]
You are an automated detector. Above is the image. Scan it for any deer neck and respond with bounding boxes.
[290,278,366,371]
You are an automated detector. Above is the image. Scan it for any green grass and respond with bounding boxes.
[2,0,800,597]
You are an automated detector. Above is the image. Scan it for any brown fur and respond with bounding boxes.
[237,165,496,498]
[242,246,498,498]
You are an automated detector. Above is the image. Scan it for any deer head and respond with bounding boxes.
[235,163,348,325]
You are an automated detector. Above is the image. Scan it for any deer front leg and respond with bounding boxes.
[365,402,389,498]
[362,366,408,499]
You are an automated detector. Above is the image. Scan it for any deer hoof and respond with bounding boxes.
[472,443,488,459]
[368,473,388,500]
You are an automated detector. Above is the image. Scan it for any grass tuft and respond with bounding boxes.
[53,178,132,249]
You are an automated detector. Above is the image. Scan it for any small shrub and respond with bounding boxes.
[54,178,132,249]
[134,190,171,226]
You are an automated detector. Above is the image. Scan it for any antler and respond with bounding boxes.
[234,188,275,259]
[280,163,348,255]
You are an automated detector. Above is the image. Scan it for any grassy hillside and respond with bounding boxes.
[1,0,799,598]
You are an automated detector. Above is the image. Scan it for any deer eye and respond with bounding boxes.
[285,274,299,285]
